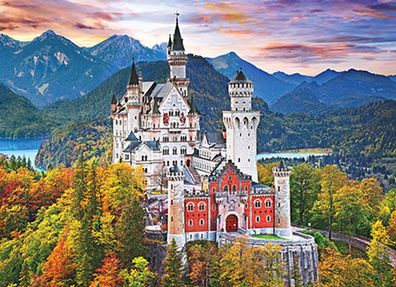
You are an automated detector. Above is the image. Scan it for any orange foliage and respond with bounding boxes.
[89,255,123,287]
[32,229,76,287]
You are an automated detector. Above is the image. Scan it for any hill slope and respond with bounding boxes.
[271,82,327,114]
[0,84,50,138]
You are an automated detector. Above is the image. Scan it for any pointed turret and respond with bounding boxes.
[172,15,185,51]
[129,59,139,86]
[111,94,117,113]
[167,34,173,49]
[188,94,196,114]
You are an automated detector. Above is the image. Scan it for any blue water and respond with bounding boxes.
[0,139,43,169]
[257,152,328,160]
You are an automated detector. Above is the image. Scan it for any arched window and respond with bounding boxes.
[266,215,271,222]
[232,185,237,193]
[254,199,261,208]
[212,187,216,193]
[198,202,205,211]
[173,147,177,155]
[163,135,169,142]
[256,216,260,222]
[199,219,204,225]
[187,203,194,212]
[223,185,228,192]
[181,135,187,142]
[265,199,272,208]
[188,219,193,226]
[181,146,187,155]
[169,110,174,116]
[163,148,169,155]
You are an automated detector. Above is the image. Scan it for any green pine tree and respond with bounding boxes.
[162,239,184,287]
[115,200,147,267]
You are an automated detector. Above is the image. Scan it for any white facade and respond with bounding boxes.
[223,72,260,182]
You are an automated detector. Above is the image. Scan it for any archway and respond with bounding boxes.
[225,214,238,232]
[186,159,191,167]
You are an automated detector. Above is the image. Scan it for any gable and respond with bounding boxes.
[158,84,190,114]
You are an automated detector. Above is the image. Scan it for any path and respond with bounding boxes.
[293,227,396,268]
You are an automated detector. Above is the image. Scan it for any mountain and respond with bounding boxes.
[272,71,312,86]
[87,35,167,71]
[319,69,396,106]
[271,82,327,114]
[0,31,167,107]
[0,83,50,138]
[271,69,396,113]
[0,30,113,107]
[310,69,342,84]
[208,52,294,104]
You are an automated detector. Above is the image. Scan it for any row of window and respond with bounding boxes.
[254,199,272,208]
[256,215,271,223]
[163,135,188,142]
[187,215,272,227]
[186,199,272,212]
[188,219,205,226]
[187,202,206,212]
[163,147,187,155]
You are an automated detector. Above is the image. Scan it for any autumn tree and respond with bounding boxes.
[257,162,278,186]
[89,255,122,287]
[319,248,376,287]
[312,165,349,239]
[359,178,384,220]
[32,230,76,287]
[367,220,395,287]
[333,186,371,253]
[290,163,320,225]
[121,256,156,287]
[162,239,184,287]
[187,241,219,287]
[219,236,284,287]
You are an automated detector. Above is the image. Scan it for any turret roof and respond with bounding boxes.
[111,94,117,104]
[172,16,185,51]
[129,59,139,86]
[232,70,249,82]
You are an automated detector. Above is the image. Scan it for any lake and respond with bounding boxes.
[0,139,44,169]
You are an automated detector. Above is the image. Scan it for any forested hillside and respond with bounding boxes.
[0,84,50,138]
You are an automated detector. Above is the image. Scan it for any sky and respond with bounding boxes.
[1,0,396,75]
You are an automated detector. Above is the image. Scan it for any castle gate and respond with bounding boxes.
[225,214,238,232]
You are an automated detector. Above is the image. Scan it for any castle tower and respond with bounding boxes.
[167,14,189,97]
[273,161,292,237]
[167,165,186,249]
[223,71,260,182]
[126,59,141,132]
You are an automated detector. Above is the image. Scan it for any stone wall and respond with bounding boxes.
[219,231,319,287]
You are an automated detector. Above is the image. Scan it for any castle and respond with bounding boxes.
[111,15,292,246]
[112,16,319,286]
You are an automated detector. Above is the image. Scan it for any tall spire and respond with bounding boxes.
[129,57,139,86]
[172,13,185,51]
[167,34,172,48]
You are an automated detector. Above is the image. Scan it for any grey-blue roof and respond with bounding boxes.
[126,131,139,142]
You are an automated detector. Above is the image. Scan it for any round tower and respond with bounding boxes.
[223,70,260,182]
[273,161,292,237]
[167,14,189,97]
[167,165,186,249]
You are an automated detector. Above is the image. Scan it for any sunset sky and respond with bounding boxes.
[1,0,396,75]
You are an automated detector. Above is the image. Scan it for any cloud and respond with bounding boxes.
[258,42,380,63]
